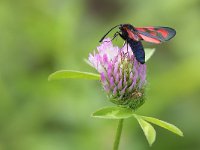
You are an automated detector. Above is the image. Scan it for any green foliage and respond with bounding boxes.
[145,48,155,62]
[92,106,133,119]
[140,115,183,136]
[48,70,100,81]
[92,107,183,146]
[134,114,156,146]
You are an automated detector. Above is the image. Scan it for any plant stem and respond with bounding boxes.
[113,119,124,150]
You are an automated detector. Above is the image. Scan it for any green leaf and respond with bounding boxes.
[140,116,183,137]
[134,114,156,146]
[48,70,100,81]
[145,48,155,62]
[92,106,134,119]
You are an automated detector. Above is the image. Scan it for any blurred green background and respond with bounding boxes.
[0,0,200,149]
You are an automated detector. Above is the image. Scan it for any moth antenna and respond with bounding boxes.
[99,24,121,42]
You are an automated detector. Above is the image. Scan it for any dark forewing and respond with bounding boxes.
[135,27,176,44]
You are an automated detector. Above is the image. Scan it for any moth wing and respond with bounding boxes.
[135,27,176,44]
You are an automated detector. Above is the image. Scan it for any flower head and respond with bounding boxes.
[88,38,146,110]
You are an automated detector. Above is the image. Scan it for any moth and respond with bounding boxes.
[99,24,176,64]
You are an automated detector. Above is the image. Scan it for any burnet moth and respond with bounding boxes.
[99,24,176,64]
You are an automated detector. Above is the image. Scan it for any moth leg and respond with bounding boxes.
[118,33,128,52]
[120,40,129,57]
[122,40,126,47]
[111,31,122,41]
[126,40,128,53]
[125,40,129,57]
[103,31,121,42]
[118,32,125,40]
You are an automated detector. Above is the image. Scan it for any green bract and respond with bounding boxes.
[134,114,156,146]
[92,106,183,146]
[145,48,155,62]
[92,106,133,119]
[140,115,183,137]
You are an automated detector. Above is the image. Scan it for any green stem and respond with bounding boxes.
[113,119,124,150]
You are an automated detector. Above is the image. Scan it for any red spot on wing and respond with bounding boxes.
[126,29,140,41]
[150,31,157,36]
[126,29,135,39]
[136,27,155,32]
[136,28,146,32]
[139,34,161,44]
[137,27,157,35]
[136,26,176,42]
[157,29,168,38]
[136,27,161,43]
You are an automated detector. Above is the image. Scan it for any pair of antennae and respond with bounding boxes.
[99,24,121,42]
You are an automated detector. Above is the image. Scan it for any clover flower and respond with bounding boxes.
[88,38,146,110]
[49,36,183,149]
